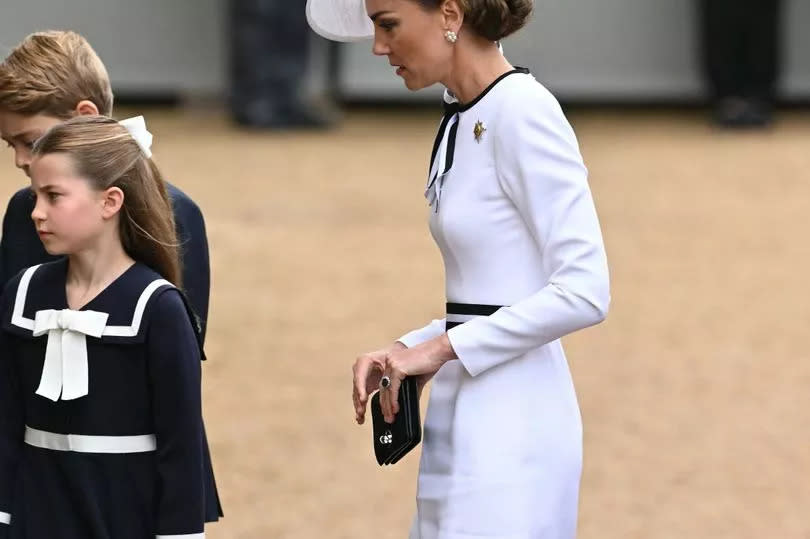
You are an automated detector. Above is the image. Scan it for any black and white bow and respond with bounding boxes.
[425,90,460,212]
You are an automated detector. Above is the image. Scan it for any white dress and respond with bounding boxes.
[398,70,610,539]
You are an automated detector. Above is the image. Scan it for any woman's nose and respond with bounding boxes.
[372,35,390,56]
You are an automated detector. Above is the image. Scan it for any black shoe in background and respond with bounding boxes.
[232,100,335,130]
[713,96,774,129]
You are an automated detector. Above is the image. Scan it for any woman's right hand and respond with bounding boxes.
[353,342,406,424]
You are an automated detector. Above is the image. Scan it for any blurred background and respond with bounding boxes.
[1,1,810,538]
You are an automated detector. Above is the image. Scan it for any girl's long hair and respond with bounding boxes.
[33,115,181,286]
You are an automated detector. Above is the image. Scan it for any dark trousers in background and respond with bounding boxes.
[229,0,329,127]
[700,0,782,125]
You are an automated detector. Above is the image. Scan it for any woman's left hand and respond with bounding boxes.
[380,334,457,423]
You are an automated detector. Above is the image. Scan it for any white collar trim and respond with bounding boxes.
[11,265,171,337]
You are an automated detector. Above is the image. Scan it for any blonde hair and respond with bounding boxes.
[32,116,181,286]
[0,30,113,118]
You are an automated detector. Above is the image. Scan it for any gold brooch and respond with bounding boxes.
[473,120,486,143]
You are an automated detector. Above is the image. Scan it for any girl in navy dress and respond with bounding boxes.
[0,115,221,538]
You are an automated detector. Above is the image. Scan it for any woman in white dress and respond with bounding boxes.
[307,1,610,537]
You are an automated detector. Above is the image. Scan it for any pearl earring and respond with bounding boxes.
[444,30,458,43]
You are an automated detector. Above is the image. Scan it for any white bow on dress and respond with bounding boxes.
[32,309,109,401]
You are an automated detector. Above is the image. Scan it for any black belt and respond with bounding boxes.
[445,302,503,330]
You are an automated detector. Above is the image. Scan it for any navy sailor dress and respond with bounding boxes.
[0,259,221,538]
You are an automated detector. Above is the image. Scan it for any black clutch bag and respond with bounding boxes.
[370,377,422,466]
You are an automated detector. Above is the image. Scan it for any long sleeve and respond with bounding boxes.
[447,89,610,377]
[147,289,206,538]
[0,324,23,537]
[168,184,211,345]
[397,318,447,348]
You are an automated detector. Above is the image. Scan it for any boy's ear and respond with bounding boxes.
[75,100,100,117]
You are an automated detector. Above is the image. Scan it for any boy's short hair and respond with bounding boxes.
[0,30,113,118]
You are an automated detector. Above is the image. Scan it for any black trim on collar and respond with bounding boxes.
[457,67,530,112]
[443,120,459,175]
[428,104,460,176]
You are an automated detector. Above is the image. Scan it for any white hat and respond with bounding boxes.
[306,0,374,42]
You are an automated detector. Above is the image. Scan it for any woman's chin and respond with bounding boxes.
[401,76,430,92]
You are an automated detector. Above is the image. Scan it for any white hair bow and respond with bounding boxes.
[119,115,153,158]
